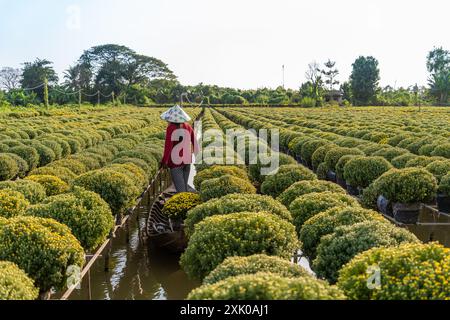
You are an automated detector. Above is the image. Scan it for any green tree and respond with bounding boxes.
[305,62,324,105]
[350,56,380,105]
[427,47,450,105]
[75,44,176,103]
[340,81,352,102]
[321,60,339,90]
[21,59,58,102]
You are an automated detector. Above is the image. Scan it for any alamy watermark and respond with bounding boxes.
[66,5,81,30]
[66,265,82,290]
[168,120,280,176]
[366,264,381,290]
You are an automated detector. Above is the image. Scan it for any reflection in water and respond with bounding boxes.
[59,196,200,301]
[58,197,449,300]
[407,207,450,247]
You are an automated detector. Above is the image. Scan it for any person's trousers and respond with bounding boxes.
[170,164,191,193]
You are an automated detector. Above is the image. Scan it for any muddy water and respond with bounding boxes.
[407,207,450,247]
[58,201,449,300]
[60,196,200,301]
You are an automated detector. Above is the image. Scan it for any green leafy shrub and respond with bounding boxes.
[372,147,409,162]
[162,192,201,220]
[419,144,438,156]
[358,143,389,156]
[108,163,148,189]
[277,180,346,207]
[37,139,62,160]
[0,217,85,292]
[376,168,438,203]
[25,175,69,196]
[116,149,158,167]
[194,165,248,191]
[3,153,29,178]
[313,220,419,283]
[312,145,332,170]
[0,261,38,300]
[324,147,364,171]
[0,189,30,218]
[343,156,393,188]
[73,169,140,214]
[48,159,87,175]
[111,157,151,176]
[187,272,345,300]
[30,142,56,167]
[29,166,77,184]
[200,175,256,202]
[185,193,291,237]
[248,153,297,184]
[0,180,46,204]
[203,254,311,285]
[180,212,299,280]
[26,187,114,251]
[431,143,450,159]
[300,207,384,260]
[8,146,39,172]
[335,155,358,180]
[425,160,450,183]
[360,182,381,210]
[70,154,101,171]
[0,154,19,181]
[391,154,418,169]
[439,173,450,195]
[289,192,360,233]
[261,165,316,198]
[65,138,82,154]
[301,139,330,164]
[338,243,450,300]
[405,156,436,168]
[288,136,311,156]
[316,163,328,180]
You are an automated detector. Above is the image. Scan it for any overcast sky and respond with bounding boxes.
[0,0,449,89]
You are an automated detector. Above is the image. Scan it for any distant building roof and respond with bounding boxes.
[325,90,343,96]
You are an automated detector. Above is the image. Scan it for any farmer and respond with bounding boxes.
[160,105,199,193]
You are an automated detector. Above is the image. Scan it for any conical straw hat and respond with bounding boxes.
[160,105,192,123]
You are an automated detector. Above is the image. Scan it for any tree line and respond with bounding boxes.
[0,44,449,107]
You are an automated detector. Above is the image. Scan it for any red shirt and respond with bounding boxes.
[162,123,199,169]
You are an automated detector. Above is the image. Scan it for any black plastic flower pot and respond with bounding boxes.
[336,177,347,189]
[326,170,337,183]
[393,202,421,224]
[377,195,393,217]
[346,183,360,196]
[437,194,450,214]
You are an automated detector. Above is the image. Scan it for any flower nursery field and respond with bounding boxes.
[0,105,202,299]
[183,106,450,300]
[1,105,450,301]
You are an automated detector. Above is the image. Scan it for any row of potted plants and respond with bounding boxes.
[0,106,204,300]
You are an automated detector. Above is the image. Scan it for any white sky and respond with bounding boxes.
[0,0,449,89]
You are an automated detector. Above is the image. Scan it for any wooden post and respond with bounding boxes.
[112,92,115,105]
[125,217,130,244]
[87,269,92,300]
[78,89,82,107]
[43,78,49,108]
[97,91,100,106]
[104,230,113,272]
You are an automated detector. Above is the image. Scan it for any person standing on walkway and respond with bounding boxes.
[160,105,199,193]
